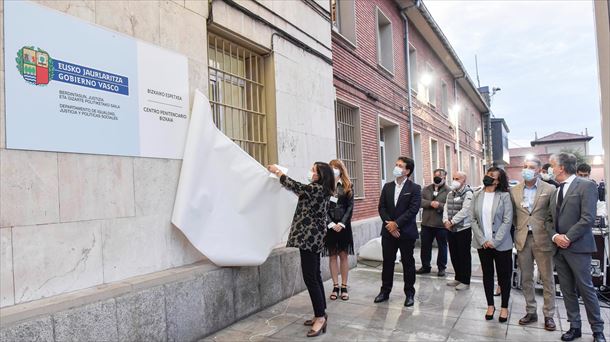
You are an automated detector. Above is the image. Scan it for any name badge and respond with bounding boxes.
[521,201,529,208]
[433,191,438,196]
[330,196,338,203]
[455,197,461,201]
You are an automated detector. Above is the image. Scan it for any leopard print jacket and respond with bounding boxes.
[280,175,330,253]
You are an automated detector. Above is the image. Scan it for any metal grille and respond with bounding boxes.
[335,102,363,197]
[208,33,268,165]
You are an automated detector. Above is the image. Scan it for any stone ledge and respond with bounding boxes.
[0,218,381,341]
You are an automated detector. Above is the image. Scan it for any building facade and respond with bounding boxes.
[1,0,490,340]
[332,0,489,223]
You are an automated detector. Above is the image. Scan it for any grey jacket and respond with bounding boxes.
[549,176,598,254]
[421,183,450,228]
[471,190,514,251]
[442,185,473,232]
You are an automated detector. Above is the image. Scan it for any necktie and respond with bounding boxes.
[555,182,566,232]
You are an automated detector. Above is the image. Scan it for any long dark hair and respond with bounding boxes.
[314,162,336,196]
[486,166,509,192]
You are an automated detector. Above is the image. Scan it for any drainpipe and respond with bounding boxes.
[453,77,463,170]
[401,4,418,181]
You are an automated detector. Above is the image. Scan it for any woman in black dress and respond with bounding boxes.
[325,159,355,301]
[267,162,335,337]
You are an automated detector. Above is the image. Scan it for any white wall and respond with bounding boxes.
[0,0,206,307]
[0,0,334,308]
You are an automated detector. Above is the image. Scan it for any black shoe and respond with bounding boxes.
[416,267,431,274]
[437,269,446,277]
[374,292,389,303]
[404,294,415,307]
[561,328,582,341]
[593,332,606,342]
[485,307,496,320]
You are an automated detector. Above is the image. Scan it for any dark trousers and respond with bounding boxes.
[420,225,448,270]
[478,248,512,308]
[555,249,604,332]
[300,249,326,317]
[447,228,472,285]
[381,236,416,296]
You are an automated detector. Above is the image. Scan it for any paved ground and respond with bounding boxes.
[203,247,610,341]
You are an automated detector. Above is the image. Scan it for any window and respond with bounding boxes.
[331,0,356,43]
[458,150,463,171]
[430,138,439,179]
[424,63,436,106]
[336,102,364,197]
[208,33,269,165]
[409,46,417,90]
[376,8,394,73]
[444,144,452,181]
[441,81,448,115]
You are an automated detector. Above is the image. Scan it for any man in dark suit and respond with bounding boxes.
[549,153,605,342]
[374,156,422,307]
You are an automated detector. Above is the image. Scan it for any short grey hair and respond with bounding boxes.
[524,156,541,168]
[550,153,577,175]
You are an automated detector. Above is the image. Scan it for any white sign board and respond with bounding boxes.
[4,0,190,159]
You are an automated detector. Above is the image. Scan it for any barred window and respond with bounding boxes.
[335,102,364,198]
[208,33,268,165]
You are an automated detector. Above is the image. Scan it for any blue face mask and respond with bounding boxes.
[522,168,536,182]
[393,166,404,178]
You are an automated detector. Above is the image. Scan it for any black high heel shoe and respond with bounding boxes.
[485,307,496,320]
[306,317,327,337]
[329,284,339,301]
[499,309,509,323]
[340,284,349,301]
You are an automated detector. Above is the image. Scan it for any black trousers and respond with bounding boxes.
[447,228,472,285]
[381,236,416,296]
[420,225,448,270]
[477,248,512,308]
[300,249,326,317]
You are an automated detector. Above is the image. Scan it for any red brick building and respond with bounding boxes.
[331,0,490,223]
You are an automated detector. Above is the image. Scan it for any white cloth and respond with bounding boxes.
[394,179,405,206]
[482,192,496,241]
[171,90,298,266]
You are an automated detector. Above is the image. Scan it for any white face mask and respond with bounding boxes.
[307,171,315,183]
[450,180,462,191]
[541,173,550,181]
[393,166,404,178]
[333,168,340,178]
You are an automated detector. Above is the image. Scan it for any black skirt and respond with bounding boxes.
[323,223,354,256]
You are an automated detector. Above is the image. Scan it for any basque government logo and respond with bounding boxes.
[16,46,52,85]
[16,46,129,95]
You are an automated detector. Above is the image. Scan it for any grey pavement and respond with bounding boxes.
[203,247,610,341]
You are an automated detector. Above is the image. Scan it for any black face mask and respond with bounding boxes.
[482,175,496,187]
[433,176,443,185]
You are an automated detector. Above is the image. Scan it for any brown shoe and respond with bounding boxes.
[544,317,556,331]
[518,313,538,325]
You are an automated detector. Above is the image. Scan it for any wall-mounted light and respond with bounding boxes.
[420,73,433,87]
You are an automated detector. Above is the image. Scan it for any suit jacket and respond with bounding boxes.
[510,180,556,252]
[471,190,514,251]
[421,183,450,228]
[378,179,422,240]
[549,176,598,254]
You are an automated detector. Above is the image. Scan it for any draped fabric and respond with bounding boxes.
[171,90,298,266]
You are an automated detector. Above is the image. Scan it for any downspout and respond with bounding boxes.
[401,3,418,181]
[453,76,464,170]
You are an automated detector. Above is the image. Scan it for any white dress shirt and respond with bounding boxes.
[482,192,496,241]
[394,179,406,206]
[552,174,577,242]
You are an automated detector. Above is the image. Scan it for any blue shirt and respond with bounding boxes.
[522,179,539,214]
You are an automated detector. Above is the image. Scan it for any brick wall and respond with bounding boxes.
[332,0,486,223]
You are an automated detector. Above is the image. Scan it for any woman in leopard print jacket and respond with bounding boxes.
[268,162,335,337]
